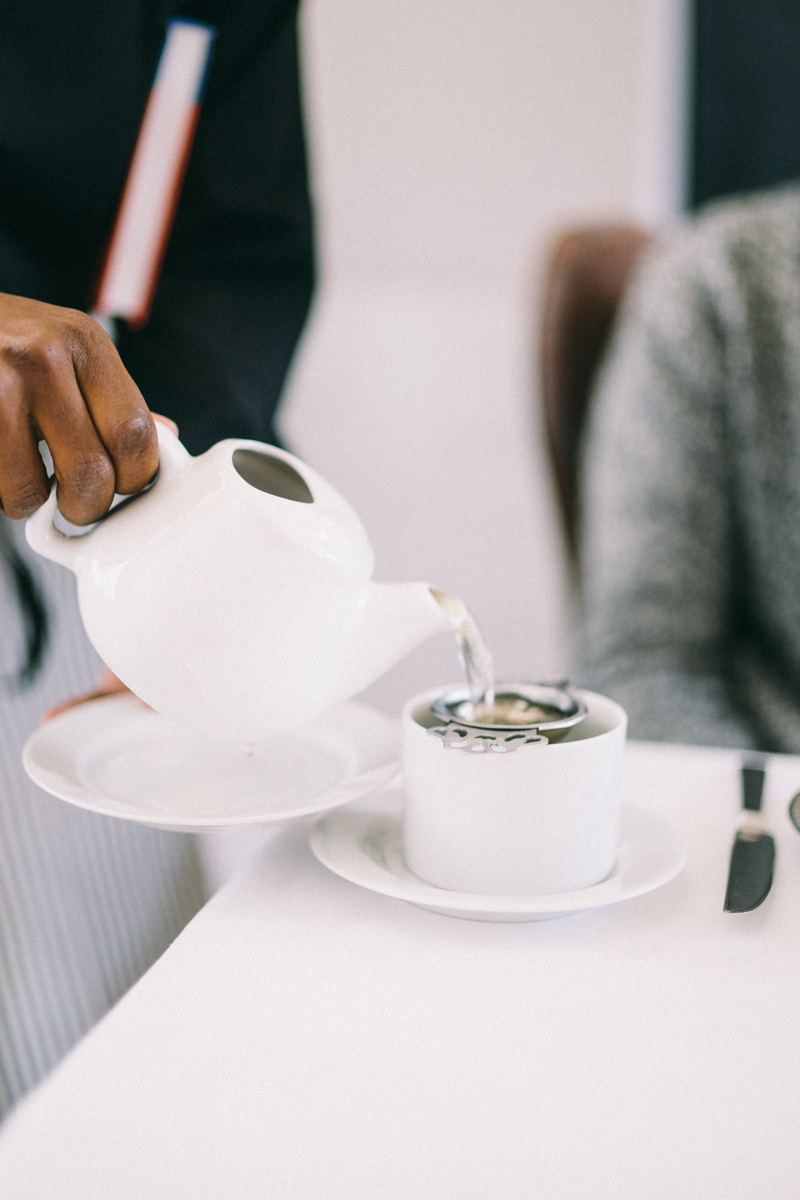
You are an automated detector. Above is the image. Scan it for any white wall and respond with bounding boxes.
[278,0,687,716]
[297,0,683,291]
[204,0,689,890]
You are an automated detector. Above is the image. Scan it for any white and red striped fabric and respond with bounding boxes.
[94,19,216,330]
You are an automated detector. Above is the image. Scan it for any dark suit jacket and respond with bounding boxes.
[0,0,314,452]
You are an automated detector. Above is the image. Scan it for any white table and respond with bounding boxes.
[2,741,800,1199]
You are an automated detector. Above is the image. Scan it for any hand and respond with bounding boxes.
[0,292,159,525]
[43,666,141,722]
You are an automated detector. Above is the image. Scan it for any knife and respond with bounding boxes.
[723,760,775,912]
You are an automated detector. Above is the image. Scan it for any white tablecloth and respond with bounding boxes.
[2,740,800,1199]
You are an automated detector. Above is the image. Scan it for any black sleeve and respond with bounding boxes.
[115,0,315,454]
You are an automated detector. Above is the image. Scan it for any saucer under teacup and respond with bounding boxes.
[308,792,687,922]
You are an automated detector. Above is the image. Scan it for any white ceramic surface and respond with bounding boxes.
[22,693,400,832]
[402,687,627,894]
[309,792,686,921]
[25,424,458,743]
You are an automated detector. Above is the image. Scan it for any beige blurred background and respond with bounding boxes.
[205,0,689,885]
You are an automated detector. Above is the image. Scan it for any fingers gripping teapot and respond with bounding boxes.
[26,425,463,742]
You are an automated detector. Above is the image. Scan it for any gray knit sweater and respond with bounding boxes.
[579,184,800,752]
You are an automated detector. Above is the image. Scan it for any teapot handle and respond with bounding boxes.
[25,421,191,572]
[25,485,72,569]
[153,420,192,475]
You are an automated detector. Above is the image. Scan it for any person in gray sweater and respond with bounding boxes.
[579,184,800,752]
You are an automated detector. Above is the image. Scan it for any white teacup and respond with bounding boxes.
[401,686,627,895]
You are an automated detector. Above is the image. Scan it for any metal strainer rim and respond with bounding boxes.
[430,683,588,734]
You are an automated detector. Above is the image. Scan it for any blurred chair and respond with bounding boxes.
[540,224,652,556]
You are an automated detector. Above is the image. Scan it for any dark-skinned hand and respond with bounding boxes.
[0,292,183,716]
[0,292,159,525]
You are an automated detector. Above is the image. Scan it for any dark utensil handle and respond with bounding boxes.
[724,833,775,911]
[742,764,766,812]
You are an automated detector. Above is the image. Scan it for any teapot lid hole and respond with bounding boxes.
[232,449,313,503]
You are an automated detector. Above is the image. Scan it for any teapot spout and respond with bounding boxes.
[340,582,465,699]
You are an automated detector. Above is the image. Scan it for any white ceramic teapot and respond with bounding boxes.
[26,425,463,742]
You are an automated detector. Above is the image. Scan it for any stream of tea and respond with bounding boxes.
[450,617,564,727]
[450,612,573,728]
[429,588,497,718]
[454,609,496,719]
